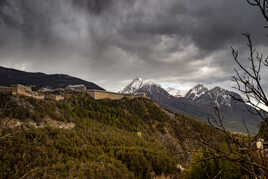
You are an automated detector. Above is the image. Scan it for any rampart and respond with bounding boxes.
[11,84,33,97]
[0,86,15,95]
[66,85,87,93]
[45,94,64,101]
[1,85,146,101]
[0,84,45,100]
[88,90,147,100]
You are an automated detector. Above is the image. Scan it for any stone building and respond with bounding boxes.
[45,94,64,101]
[256,138,264,150]
[11,84,33,97]
[0,84,33,97]
[88,90,148,100]
[256,138,268,157]
[0,86,15,95]
[0,84,45,100]
[31,92,45,100]
[134,92,148,98]
[88,90,134,100]
[66,85,87,93]
[1,84,147,101]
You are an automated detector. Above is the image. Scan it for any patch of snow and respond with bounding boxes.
[210,87,232,107]
[185,84,208,100]
[121,77,144,94]
[142,82,159,94]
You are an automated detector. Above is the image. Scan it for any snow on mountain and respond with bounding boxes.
[120,77,144,94]
[121,78,165,94]
[208,87,233,107]
[185,84,208,101]
[185,85,242,108]
[122,79,241,109]
[122,78,240,109]
[140,82,167,95]
[120,79,261,133]
[121,78,172,98]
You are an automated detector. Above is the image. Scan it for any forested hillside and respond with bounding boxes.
[0,94,250,178]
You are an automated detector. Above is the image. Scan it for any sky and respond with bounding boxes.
[0,0,268,92]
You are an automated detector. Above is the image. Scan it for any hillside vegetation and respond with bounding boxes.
[0,93,243,178]
[259,121,268,140]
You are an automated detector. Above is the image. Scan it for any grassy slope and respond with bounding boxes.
[0,94,223,178]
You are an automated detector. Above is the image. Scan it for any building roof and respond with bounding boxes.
[66,84,86,88]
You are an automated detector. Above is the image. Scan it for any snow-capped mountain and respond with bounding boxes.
[121,78,173,100]
[137,83,172,99]
[121,78,169,96]
[120,78,261,134]
[120,78,144,94]
[121,78,185,97]
[121,78,212,118]
[185,85,243,108]
[200,87,234,107]
[166,87,184,97]
[183,85,261,134]
[185,84,208,101]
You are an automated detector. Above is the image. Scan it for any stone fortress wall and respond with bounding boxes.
[0,84,48,100]
[0,86,15,95]
[88,90,147,100]
[0,84,147,101]
[45,94,65,101]
[0,84,32,96]
[12,84,33,97]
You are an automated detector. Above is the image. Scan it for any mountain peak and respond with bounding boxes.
[186,85,242,108]
[120,77,144,94]
[210,86,226,92]
[140,82,163,92]
[185,84,208,100]
[143,81,161,87]
[121,78,171,98]
[208,87,244,107]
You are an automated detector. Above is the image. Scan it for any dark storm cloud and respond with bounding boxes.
[0,0,267,90]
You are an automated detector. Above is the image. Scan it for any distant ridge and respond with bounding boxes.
[0,66,104,90]
[122,78,262,134]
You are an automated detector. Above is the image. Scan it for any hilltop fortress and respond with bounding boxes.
[0,84,147,101]
[0,84,45,100]
[88,90,147,100]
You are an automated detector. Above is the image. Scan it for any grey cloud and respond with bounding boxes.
[0,0,267,91]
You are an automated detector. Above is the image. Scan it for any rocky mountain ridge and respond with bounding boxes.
[120,77,143,94]
[185,84,209,101]
[185,84,243,109]
[122,78,262,134]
